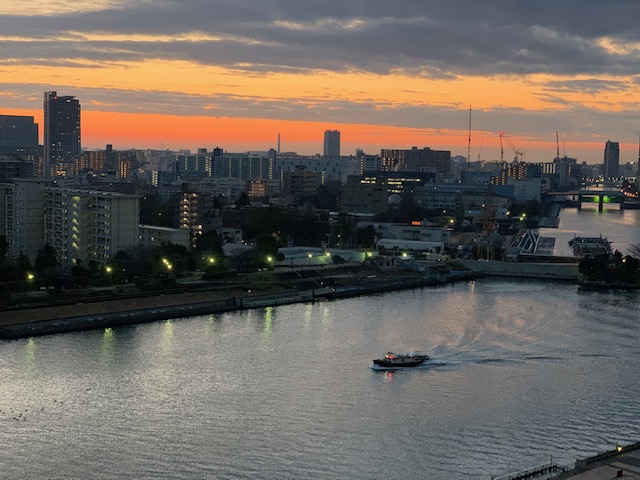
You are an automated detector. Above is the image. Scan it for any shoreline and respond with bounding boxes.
[0,265,481,340]
[2,257,636,341]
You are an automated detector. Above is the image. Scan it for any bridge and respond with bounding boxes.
[548,190,632,212]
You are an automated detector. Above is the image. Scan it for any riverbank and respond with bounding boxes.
[0,263,481,340]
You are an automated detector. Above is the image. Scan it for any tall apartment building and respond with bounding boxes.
[210,151,275,180]
[44,91,81,177]
[44,188,140,267]
[0,115,39,157]
[10,179,53,262]
[323,130,340,157]
[603,140,620,179]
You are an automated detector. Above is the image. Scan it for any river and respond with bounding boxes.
[0,208,639,479]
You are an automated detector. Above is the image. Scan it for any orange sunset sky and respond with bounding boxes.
[1,1,639,164]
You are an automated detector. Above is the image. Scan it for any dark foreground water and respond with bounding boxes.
[1,278,639,479]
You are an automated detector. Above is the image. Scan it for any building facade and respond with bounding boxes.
[44,188,140,267]
[44,91,81,177]
[323,130,340,157]
[603,140,620,179]
[0,115,39,157]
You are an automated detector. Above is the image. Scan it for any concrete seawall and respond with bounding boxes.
[456,259,579,281]
[0,274,478,340]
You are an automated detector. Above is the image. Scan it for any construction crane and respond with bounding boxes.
[499,131,524,163]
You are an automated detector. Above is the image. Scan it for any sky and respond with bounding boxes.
[1,0,639,164]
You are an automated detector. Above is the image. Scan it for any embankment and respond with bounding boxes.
[455,259,579,281]
[0,269,479,340]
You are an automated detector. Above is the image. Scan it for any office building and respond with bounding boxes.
[44,91,81,177]
[603,140,620,179]
[323,130,340,157]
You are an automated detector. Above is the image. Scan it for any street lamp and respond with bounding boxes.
[26,272,35,291]
[161,257,173,272]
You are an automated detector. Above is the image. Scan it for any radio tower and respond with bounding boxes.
[467,105,472,163]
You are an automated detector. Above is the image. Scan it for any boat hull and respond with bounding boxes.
[372,355,429,369]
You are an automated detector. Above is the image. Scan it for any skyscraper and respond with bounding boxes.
[44,91,81,176]
[323,130,340,157]
[603,140,619,179]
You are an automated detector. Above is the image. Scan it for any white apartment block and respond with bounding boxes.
[139,225,190,250]
[44,188,140,268]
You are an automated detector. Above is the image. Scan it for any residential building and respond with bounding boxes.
[44,188,140,267]
[282,166,319,201]
[246,179,276,201]
[380,147,451,179]
[356,149,381,174]
[44,91,81,177]
[10,179,53,262]
[341,181,389,214]
[275,154,358,184]
[323,130,340,157]
[0,159,35,182]
[211,150,275,180]
[0,115,39,157]
[139,225,190,250]
[603,140,620,179]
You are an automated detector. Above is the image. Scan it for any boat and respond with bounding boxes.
[568,235,611,257]
[371,352,429,369]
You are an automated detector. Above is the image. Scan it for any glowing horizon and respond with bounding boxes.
[2,2,639,164]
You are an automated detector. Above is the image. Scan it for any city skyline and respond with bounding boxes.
[1,1,640,164]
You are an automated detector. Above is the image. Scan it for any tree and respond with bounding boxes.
[354,226,376,248]
[35,244,58,272]
[0,235,8,265]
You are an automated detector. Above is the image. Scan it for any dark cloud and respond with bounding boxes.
[1,1,639,76]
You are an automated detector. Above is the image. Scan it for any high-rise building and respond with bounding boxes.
[323,130,340,157]
[603,140,620,179]
[44,91,81,177]
[0,115,39,157]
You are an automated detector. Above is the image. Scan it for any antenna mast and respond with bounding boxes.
[467,105,472,163]
[556,131,560,159]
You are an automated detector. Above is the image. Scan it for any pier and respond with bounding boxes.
[493,462,567,480]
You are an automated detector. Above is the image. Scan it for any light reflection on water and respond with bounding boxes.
[0,280,637,480]
[0,210,638,479]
